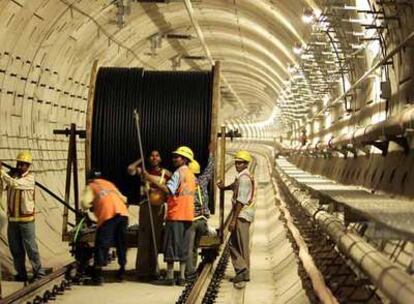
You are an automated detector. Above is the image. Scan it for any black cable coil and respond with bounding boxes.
[91,67,213,203]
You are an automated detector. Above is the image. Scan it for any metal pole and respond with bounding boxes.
[72,124,80,223]
[133,110,160,276]
[219,125,226,242]
[62,129,73,241]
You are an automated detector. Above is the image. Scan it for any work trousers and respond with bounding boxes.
[136,203,164,277]
[229,218,250,274]
[7,221,43,277]
[185,218,208,276]
[94,215,128,268]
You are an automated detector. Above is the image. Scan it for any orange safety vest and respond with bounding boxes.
[167,166,195,221]
[89,179,128,227]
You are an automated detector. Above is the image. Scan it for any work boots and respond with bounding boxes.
[90,267,104,286]
[232,268,249,284]
[116,266,125,282]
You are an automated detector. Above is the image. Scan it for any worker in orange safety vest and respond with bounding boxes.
[143,146,196,286]
[81,169,129,285]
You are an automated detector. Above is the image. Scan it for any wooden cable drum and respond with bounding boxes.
[86,67,218,206]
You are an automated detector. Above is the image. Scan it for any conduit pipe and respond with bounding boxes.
[329,106,414,148]
[275,165,414,304]
[295,106,414,153]
[273,178,338,304]
[310,29,414,123]
[291,26,414,141]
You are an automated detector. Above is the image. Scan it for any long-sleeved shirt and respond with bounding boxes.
[194,155,214,219]
[0,169,35,222]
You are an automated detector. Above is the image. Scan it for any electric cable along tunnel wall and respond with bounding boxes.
[86,66,218,211]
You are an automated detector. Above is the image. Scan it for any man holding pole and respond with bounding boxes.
[143,146,196,286]
[127,150,171,280]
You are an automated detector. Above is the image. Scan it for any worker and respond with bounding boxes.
[217,150,255,287]
[127,150,171,280]
[186,143,215,281]
[0,151,45,282]
[143,146,195,286]
[80,169,129,285]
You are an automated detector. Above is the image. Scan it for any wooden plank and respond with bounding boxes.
[85,60,99,175]
[210,61,221,215]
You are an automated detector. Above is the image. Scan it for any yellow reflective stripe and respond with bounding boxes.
[197,185,203,205]
[193,215,207,221]
[244,201,255,209]
[9,216,34,222]
[159,169,165,185]
[14,190,19,218]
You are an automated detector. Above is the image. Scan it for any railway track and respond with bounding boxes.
[0,262,77,304]
[0,152,256,304]
[176,158,256,304]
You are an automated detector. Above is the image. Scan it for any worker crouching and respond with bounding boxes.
[81,170,129,285]
[143,146,195,286]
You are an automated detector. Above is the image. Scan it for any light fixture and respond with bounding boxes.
[293,42,304,55]
[322,94,330,107]
[302,7,315,24]
[287,64,297,74]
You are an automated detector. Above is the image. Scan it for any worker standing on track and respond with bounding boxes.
[143,146,195,286]
[0,151,45,282]
[80,169,129,285]
[128,150,171,281]
[186,143,215,281]
[217,150,255,288]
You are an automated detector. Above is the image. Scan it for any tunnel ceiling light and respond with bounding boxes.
[164,33,193,40]
[350,43,365,50]
[181,55,208,60]
[293,42,304,55]
[302,7,315,24]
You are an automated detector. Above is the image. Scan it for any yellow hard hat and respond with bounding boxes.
[189,160,201,174]
[172,146,194,161]
[234,150,252,163]
[16,151,33,164]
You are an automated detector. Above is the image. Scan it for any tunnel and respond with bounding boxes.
[0,1,414,303]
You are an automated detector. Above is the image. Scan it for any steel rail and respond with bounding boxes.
[182,157,256,304]
[0,262,77,304]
